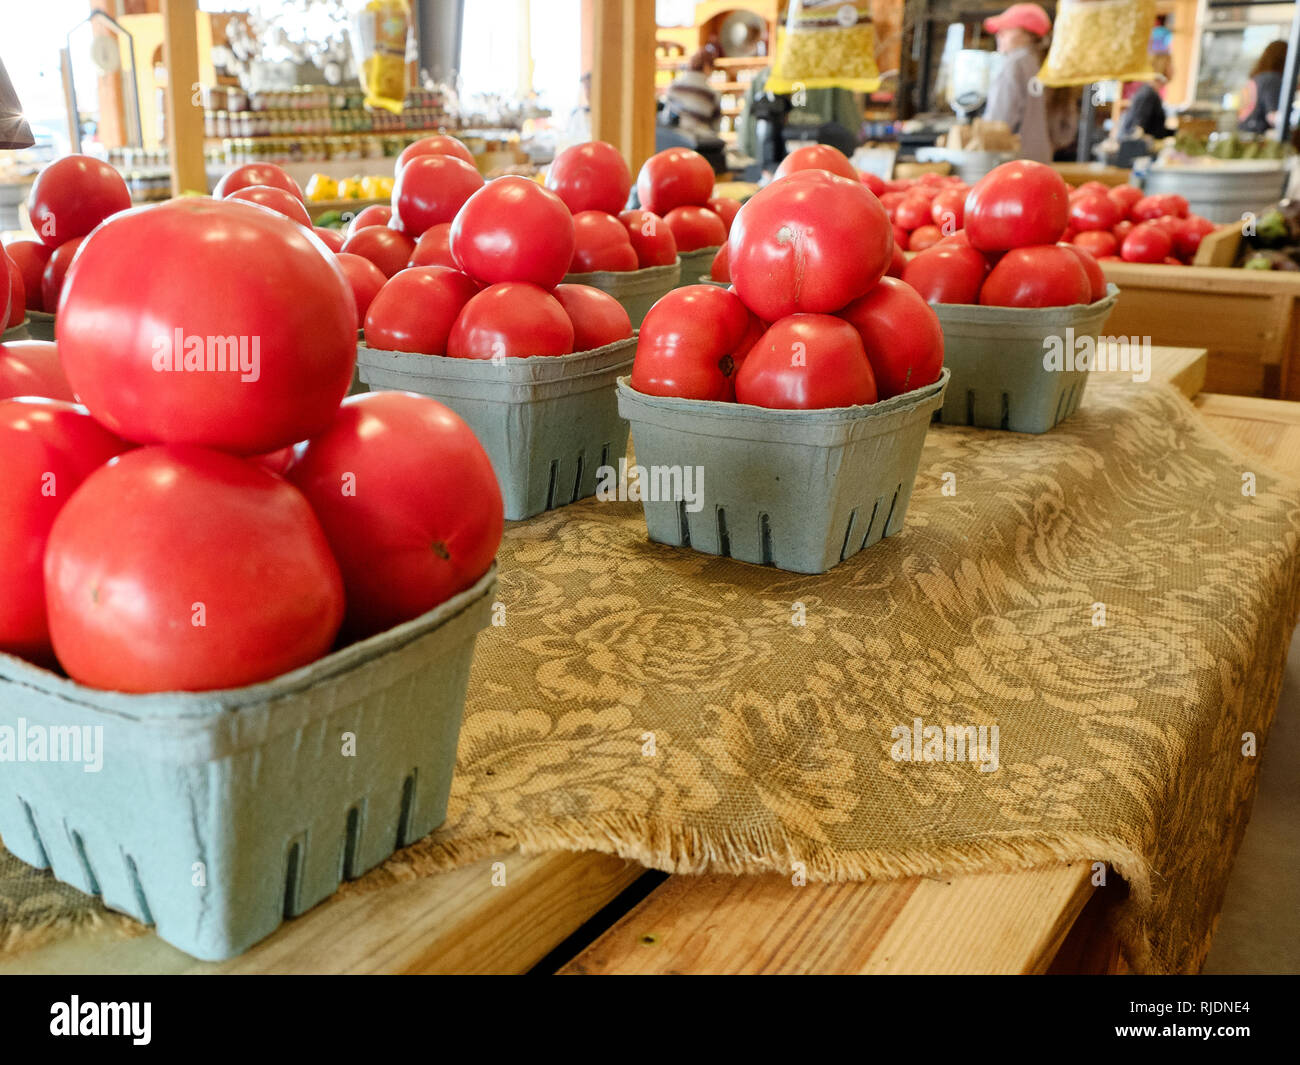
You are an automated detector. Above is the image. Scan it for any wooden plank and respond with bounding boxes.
[559,864,1093,975]
[0,850,644,975]
[161,0,207,195]
[623,0,657,174]
[1090,344,1207,398]
[1197,393,1300,474]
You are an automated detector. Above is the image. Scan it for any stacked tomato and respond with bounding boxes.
[0,179,503,693]
[632,165,944,408]
[1062,181,1217,265]
[901,160,1108,308]
[634,147,732,255]
[875,169,972,256]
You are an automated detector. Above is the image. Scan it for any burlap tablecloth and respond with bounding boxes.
[4,382,1299,973]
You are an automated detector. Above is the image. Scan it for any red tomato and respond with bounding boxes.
[885,242,907,278]
[570,211,639,272]
[964,160,1069,252]
[879,191,906,212]
[3,247,19,328]
[1121,222,1173,263]
[1072,229,1118,259]
[773,144,859,182]
[892,224,910,251]
[346,204,392,236]
[1072,180,1110,198]
[408,222,457,268]
[4,241,53,311]
[664,204,727,252]
[838,277,944,399]
[1059,243,1108,302]
[707,197,741,234]
[313,226,345,253]
[979,245,1091,307]
[254,445,298,476]
[392,154,485,236]
[28,155,131,247]
[451,177,575,289]
[395,134,476,174]
[41,237,85,312]
[1131,194,1188,221]
[1162,257,1184,265]
[364,266,479,355]
[545,141,632,215]
[213,162,304,201]
[734,314,877,409]
[335,252,388,331]
[0,398,128,663]
[553,283,633,350]
[908,224,943,252]
[710,243,730,282]
[45,445,344,691]
[902,244,989,305]
[860,171,886,196]
[58,198,356,454]
[893,196,932,231]
[447,282,574,358]
[618,209,678,267]
[930,188,966,233]
[224,184,314,228]
[883,179,912,194]
[341,224,416,278]
[1148,213,1183,236]
[636,147,714,215]
[1107,184,1143,218]
[1112,219,1135,242]
[0,341,75,401]
[1068,191,1120,233]
[288,392,503,640]
[1173,215,1217,261]
[631,285,755,400]
[728,169,892,321]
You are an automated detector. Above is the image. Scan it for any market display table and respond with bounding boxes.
[6,345,1299,976]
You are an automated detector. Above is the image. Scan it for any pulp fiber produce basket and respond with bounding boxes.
[0,569,496,961]
[934,285,1118,434]
[615,369,948,574]
[675,246,720,288]
[357,338,635,520]
[24,312,55,343]
[562,260,681,328]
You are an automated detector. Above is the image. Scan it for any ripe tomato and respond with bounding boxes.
[395,134,476,174]
[636,147,714,215]
[1059,243,1108,302]
[45,445,344,691]
[254,445,298,476]
[41,236,85,312]
[0,341,74,401]
[347,204,392,236]
[1173,215,1216,260]
[1121,222,1173,263]
[447,282,574,358]
[892,224,910,251]
[893,196,932,231]
[58,199,357,454]
[546,141,632,215]
[879,191,906,212]
[213,162,304,201]
[707,197,741,234]
[1072,229,1118,259]
[224,184,313,227]
[964,160,1069,252]
[664,204,727,252]
[631,285,756,400]
[908,224,943,252]
[618,209,678,267]
[570,211,639,272]
[930,188,966,233]
[336,252,388,331]
[885,242,907,278]
[1072,180,1110,199]
[979,245,1091,307]
[313,226,345,253]
[4,241,53,311]
[553,284,633,350]
[289,392,502,640]
[902,244,988,305]
[838,277,944,399]
[710,243,730,282]
[28,155,132,247]
[728,169,892,321]
[1113,219,1135,242]
[1068,191,1120,233]
[392,154,485,237]
[860,171,886,196]
[735,314,877,409]
[451,176,575,289]
[1107,184,1143,218]
[0,398,128,663]
[3,247,19,328]
[408,222,457,269]
[1131,193,1188,221]
[341,223,416,277]
[773,144,858,182]
[364,266,479,355]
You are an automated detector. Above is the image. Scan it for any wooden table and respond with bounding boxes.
[8,344,1297,976]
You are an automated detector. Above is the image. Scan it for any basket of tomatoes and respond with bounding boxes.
[618,164,948,575]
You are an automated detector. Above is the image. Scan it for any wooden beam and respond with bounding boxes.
[161,0,206,195]
[589,0,657,174]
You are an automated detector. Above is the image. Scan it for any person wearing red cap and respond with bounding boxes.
[982,3,1055,163]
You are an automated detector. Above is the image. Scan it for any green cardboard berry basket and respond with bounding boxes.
[615,369,948,574]
[2,312,56,343]
[0,567,497,961]
[933,285,1119,433]
[357,338,635,520]
[562,260,681,328]
[675,246,720,288]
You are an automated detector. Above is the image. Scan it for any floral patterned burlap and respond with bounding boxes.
[5,382,1299,973]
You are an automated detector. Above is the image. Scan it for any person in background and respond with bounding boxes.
[981,3,1055,163]
[662,46,723,136]
[1239,41,1287,133]
[1118,54,1172,141]
[737,70,863,180]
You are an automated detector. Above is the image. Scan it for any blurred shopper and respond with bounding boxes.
[1119,54,1172,141]
[982,3,1055,162]
[663,46,723,136]
[1239,40,1287,133]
